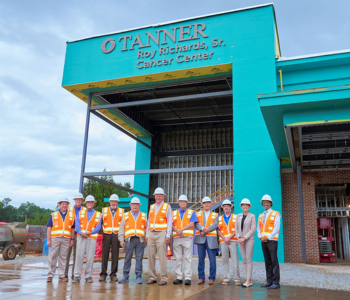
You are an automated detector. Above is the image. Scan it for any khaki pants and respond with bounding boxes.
[148,230,167,281]
[74,236,97,280]
[64,235,77,278]
[173,237,193,280]
[238,238,254,280]
[47,237,70,278]
[221,241,240,281]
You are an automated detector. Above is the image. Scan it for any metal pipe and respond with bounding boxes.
[85,176,148,198]
[90,110,153,150]
[90,90,233,110]
[297,162,307,264]
[79,94,92,193]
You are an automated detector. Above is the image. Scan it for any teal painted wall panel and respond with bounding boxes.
[134,136,152,214]
[62,6,274,87]
[278,64,350,92]
[231,7,284,262]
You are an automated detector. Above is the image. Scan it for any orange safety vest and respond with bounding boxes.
[258,210,280,241]
[50,210,74,238]
[172,209,194,238]
[217,214,238,242]
[78,208,101,239]
[68,205,82,222]
[196,210,218,237]
[124,211,147,238]
[149,202,169,231]
[102,207,124,234]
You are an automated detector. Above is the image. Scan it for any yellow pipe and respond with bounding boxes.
[279,69,283,92]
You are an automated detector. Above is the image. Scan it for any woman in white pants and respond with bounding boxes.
[235,198,256,288]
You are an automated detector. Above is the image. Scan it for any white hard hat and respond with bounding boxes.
[130,197,141,204]
[109,194,120,201]
[73,192,84,200]
[221,199,233,207]
[153,187,165,195]
[58,197,70,204]
[202,196,211,203]
[85,195,96,202]
[240,198,252,207]
[178,195,188,202]
[261,194,273,203]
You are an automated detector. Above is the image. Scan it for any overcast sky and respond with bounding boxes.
[1,0,349,209]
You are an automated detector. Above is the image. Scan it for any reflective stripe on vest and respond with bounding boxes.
[218,214,237,242]
[78,208,101,239]
[149,203,168,231]
[124,211,146,238]
[51,210,74,238]
[173,209,194,238]
[196,211,217,236]
[102,207,124,234]
[259,210,279,241]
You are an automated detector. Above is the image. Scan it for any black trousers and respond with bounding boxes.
[261,240,280,284]
[100,233,120,277]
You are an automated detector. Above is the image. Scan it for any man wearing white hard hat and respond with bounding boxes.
[146,187,172,286]
[73,195,102,283]
[64,192,84,279]
[194,196,219,285]
[257,195,281,289]
[216,199,240,286]
[172,195,198,285]
[118,197,147,284]
[99,194,124,282]
[46,197,75,282]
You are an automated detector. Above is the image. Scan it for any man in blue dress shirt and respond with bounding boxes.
[72,195,102,283]
[64,192,84,279]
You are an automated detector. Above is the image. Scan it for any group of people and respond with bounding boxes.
[46,187,281,289]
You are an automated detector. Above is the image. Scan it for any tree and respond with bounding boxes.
[41,211,51,225]
[32,213,42,225]
[82,169,132,211]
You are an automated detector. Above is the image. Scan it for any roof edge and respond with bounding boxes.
[67,3,274,43]
[277,49,350,62]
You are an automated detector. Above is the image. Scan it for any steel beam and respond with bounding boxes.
[284,126,297,172]
[84,176,148,198]
[303,147,350,155]
[90,90,233,110]
[302,131,350,142]
[297,162,307,264]
[152,115,233,126]
[159,147,233,157]
[79,94,92,193]
[303,158,350,166]
[83,165,233,177]
[90,110,155,152]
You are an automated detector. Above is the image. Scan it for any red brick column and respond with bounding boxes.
[282,170,350,264]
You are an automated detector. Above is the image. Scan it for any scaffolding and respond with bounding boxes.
[316,186,350,218]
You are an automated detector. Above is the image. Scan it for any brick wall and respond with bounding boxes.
[282,170,350,264]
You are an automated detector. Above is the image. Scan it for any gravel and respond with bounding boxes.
[92,258,350,292]
[2,255,349,291]
[0,254,48,266]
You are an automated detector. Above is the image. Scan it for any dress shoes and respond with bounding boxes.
[198,279,205,285]
[146,279,157,284]
[47,277,53,282]
[158,280,167,286]
[209,280,215,285]
[267,283,280,289]
[185,280,191,285]
[173,279,183,284]
[60,277,69,282]
[260,282,272,287]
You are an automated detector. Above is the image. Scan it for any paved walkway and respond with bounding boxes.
[1,264,350,300]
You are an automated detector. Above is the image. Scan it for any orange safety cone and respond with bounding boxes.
[167,245,172,260]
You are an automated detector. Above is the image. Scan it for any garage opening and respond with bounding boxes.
[91,75,234,208]
[316,184,350,263]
